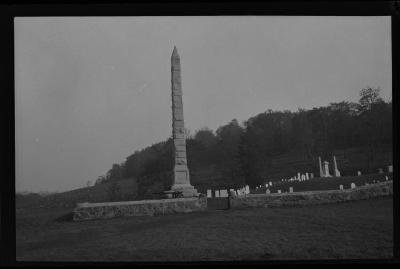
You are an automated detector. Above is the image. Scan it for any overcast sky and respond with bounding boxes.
[15,16,391,193]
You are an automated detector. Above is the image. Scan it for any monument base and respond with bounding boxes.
[170,183,199,198]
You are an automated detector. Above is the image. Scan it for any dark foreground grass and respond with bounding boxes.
[16,196,393,261]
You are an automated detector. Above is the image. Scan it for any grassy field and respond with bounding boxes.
[16,196,393,261]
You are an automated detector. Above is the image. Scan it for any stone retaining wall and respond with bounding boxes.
[73,196,207,221]
[230,181,393,209]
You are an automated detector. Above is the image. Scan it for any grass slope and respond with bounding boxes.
[17,178,138,209]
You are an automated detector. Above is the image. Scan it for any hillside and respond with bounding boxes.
[16,144,392,210]
[16,89,392,209]
[16,178,138,209]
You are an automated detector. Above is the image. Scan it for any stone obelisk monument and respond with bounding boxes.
[318,156,324,177]
[169,46,198,197]
[333,155,341,177]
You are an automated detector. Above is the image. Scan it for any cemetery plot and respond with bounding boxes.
[252,173,392,194]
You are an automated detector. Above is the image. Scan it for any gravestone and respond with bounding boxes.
[388,165,393,173]
[220,189,228,197]
[230,190,237,197]
[297,172,301,181]
[339,185,343,190]
[215,190,220,197]
[319,156,324,177]
[351,183,356,189]
[333,155,341,177]
[245,185,250,194]
[277,190,281,194]
[306,172,309,180]
[289,187,293,193]
[207,189,212,198]
[386,176,388,181]
[269,181,272,186]
[266,189,271,194]
[169,47,198,197]
[323,161,331,177]
[310,173,314,179]
[357,171,362,176]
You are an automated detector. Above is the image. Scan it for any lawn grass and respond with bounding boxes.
[16,196,393,261]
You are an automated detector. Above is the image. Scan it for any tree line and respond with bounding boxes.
[95,87,392,188]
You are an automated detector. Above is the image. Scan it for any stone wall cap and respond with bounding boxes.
[74,197,200,209]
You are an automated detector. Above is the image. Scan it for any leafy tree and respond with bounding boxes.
[107,182,121,202]
[358,87,384,112]
[194,127,217,148]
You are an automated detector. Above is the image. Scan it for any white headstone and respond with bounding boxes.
[266,189,271,194]
[215,190,220,197]
[333,155,341,177]
[297,172,301,180]
[289,187,293,193]
[245,185,250,194]
[269,181,272,186]
[277,190,281,194]
[385,176,389,181]
[351,183,356,189]
[339,185,343,190]
[310,173,314,179]
[306,173,309,180]
[388,165,393,173]
[207,189,212,198]
[357,171,362,176]
[265,184,268,188]
[323,161,331,177]
[220,189,228,197]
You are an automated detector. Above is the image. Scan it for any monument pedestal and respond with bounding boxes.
[170,184,199,198]
[170,165,198,197]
